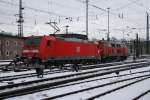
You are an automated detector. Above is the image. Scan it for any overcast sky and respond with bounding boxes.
[0,0,150,40]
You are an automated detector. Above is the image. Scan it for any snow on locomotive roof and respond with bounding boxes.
[50,33,88,40]
[49,33,94,43]
[98,40,126,47]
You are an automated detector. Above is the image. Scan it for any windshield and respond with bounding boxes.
[25,37,41,46]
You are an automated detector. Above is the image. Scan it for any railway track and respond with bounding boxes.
[85,76,150,100]
[0,69,69,82]
[132,89,150,100]
[41,69,150,91]
[0,61,148,87]
[0,59,146,82]
[43,73,150,100]
[0,61,150,99]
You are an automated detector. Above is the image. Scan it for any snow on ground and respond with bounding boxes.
[0,70,36,77]
[0,70,75,87]
[1,58,150,100]
[0,60,12,62]
[140,93,150,100]
[57,80,142,100]
[11,64,150,86]
[0,60,138,79]
[0,62,10,65]
[5,65,150,100]
[5,77,138,100]
[96,78,150,100]
[0,69,58,77]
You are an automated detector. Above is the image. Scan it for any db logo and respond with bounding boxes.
[76,47,80,53]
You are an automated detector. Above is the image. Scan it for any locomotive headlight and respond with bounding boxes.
[23,50,30,53]
[23,49,39,53]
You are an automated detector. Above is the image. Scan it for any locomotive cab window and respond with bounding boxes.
[25,37,41,46]
[47,40,51,46]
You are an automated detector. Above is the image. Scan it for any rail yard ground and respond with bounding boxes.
[0,56,149,100]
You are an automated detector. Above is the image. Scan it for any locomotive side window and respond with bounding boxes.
[47,40,51,46]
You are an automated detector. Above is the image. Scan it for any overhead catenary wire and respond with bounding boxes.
[80,0,142,26]
[0,0,67,17]
[128,0,150,12]
[0,0,102,23]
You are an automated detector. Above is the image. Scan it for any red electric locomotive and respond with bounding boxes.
[22,33,129,67]
[98,41,129,61]
[22,34,101,66]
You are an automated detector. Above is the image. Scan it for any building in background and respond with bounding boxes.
[0,32,24,60]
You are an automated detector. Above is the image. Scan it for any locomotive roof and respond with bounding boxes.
[100,40,123,44]
[99,40,126,47]
[50,33,88,40]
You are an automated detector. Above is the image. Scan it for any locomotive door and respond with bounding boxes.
[97,45,101,56]
[45,40,54,57]
[97,42,104,57]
